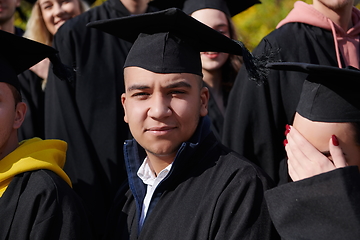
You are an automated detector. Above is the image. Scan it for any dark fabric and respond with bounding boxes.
[44,1,157,236]
[222,22,345,183]
[182,0,231,16]
[182,0,260,17]
[298,79,360,122]
[86,8,247,56]
[266,62,360,122]
[14,27,24,37]
[125,32,202,76]
[205,82,230,140]
[103,117,279,240]
[0,30,56,92]
[0,169,93,240]
[265,166,360,240]
[18,70,44,141]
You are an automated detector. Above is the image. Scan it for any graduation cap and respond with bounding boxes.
[0,30,73,93]
[266,62,360,122]
[148,0,185,11]
[182,0,261,17]
[87,7,261,78]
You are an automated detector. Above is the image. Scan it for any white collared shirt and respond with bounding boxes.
[137,158,172,228]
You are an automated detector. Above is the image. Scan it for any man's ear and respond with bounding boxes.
[200,86,209,117]
[121,93,128,123]
[13,102,26,130]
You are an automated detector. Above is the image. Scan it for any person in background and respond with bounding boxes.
[265,62,360,240]
[88,8,278,240]
[0,0,23,35]
[182,0,258,139]
[17,0,88,141]
[223,0,360,184]
[0,29,93,240]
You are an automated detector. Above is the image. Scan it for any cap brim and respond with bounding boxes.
[1,30,57,75]
[86,8,244,55]
[266,62,360,79]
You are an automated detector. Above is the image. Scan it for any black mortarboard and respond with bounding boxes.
[266,62,360,122]
[182,0,260,17]
[0,30,73,93]
[87,8,259,78]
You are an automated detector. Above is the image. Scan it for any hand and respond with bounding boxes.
[285,126,347,181]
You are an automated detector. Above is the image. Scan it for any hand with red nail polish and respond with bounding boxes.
[286,127,346,181]
[332,135,339,146]
[329,134,347,169]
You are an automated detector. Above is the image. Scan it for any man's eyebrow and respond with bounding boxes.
[165,81,192,89]
[127,84,150,92]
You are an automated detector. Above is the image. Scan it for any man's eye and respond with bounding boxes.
[132,92,149,96]
[170,90,185,94]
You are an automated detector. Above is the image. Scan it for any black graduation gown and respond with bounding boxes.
[0,169,93,239]
[18,70,45,141]
[206,86,224,140]
[103,117,279,240]
[222,22,347,183]
[44,1,157,235]
[265,166,360,240]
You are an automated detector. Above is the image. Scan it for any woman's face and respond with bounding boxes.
[191,8,230,72]
[293,112,360,169]
[39,0,82,35]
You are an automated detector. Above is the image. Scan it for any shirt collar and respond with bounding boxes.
[137,157,172,186]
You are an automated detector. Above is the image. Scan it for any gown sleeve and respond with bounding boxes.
[265,166,360,240]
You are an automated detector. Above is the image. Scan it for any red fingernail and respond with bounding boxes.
[285,129,289,136]
[283,139,288,146]
[285,124,290,130]
[332,135,339,146]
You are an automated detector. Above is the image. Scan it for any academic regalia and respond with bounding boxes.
[265,166,360,240]
[0,138,93,240]
[0,31,93,239]
[264,62,360,239]
[222,22,341,183]
[18,70,44,141]
[1,169,93,240]
[104,117,277,240]
[206,84,225,139]
[44,0,158,235]
[87,8,278,239]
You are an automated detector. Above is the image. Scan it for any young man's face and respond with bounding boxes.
[122,67,209,160]
[0,0,20,25]
[0,83,25,157]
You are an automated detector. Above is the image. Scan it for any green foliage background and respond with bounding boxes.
[15,0,359,51]
[233,0,311,50]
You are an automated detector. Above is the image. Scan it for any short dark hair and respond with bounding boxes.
[8,84,22,107]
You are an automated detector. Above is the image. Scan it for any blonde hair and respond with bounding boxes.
[24,0,89,46]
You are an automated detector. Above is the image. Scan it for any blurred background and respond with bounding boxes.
[15,0,358,51]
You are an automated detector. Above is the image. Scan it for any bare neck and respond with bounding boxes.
[0,18,15,34]
[0,132,19,161]
[146,153,174,176]
[121,0,148,15]
[313,1,354,30]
